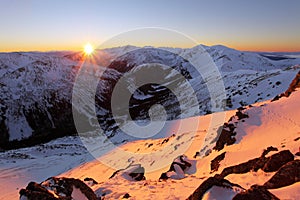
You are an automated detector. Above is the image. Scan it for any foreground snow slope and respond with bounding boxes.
[0,137,93,199]
[59,86,300,199]
[1,79,300,199]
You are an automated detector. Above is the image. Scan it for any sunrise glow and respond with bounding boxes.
[84,43,94,55]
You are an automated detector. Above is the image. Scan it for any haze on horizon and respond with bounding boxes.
[1,0,300,52]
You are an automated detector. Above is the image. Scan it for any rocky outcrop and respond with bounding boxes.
[261,146,278,157]
[84,177,99,187]
[110,164,146,181]
[19,182,57,200]
[262,150,294,172]
[213,107,250,152]
[211,152,226,172]
[187,176,244,200]
[235,108,249,120]
[272,70,300,101]
[20,177,98,200]
[220,150,294,178]
[213,123,236,151]
[232,185,279,200]
[159,155,193,180]
[264,160,300,189]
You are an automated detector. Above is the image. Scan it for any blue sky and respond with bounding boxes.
[0,0,299,51]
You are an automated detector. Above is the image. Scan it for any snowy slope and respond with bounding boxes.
[59,87,300,199]
[2,76,299,199]
[0,136,93,199]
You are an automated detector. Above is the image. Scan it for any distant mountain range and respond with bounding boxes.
[0,45,299,149]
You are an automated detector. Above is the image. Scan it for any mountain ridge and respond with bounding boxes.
[0,44,299,149]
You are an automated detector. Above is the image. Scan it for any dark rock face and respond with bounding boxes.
[159,155,192,180]
[110,164,146,181]
[19,182,57,200]
[213,108,250,152]
[189,150,296,199]
[220,157,264,178]
[214,123,236,151]
[232,185,279,200]
[20,177,98,200]
[123,193,131,198]
[96,48,209,133]
[84,177,98,185]
[211,152,226,172]
[0,53,80,150]
[261,146,278,157]
[187,176,244,200]
[235,109,249,120]
[264,160,300,189]
[272,70,300,101]
[2,102,76,149]
[128,166,146,181]
[220,150,294,178]
[262,150,294,172]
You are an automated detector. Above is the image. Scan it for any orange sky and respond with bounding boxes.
[1,0,300,53]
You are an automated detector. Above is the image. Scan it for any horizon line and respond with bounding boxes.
[1,44,300,53]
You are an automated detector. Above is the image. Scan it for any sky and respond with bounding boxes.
[0,0,300,52]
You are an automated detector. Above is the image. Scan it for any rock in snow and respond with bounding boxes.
[20,177,98,200]
[264,160,300,189]
[232,185,279,200]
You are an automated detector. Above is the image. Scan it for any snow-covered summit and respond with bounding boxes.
[0,45,299,148]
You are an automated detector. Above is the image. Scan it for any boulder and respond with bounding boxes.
[220,150,294,178]
[159,155,193,180]
[19,177,97,200]
[214,123,236,151]
[261,146,278,157]
[262,150,294,172]
[187,176,244,200]
[233,185,279,200]
[110,164,146,181]
[211,152,226,172]
[264,160,300,189]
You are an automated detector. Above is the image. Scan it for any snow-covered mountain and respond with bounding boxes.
[0,45,299,149]
[0,69,299,199]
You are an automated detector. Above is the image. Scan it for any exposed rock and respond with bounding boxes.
[211,152,226,172]
[214,123,236,151]
[159,155,193,180]
[20,177,97,200]
[19,188,57,200]
[235,109,249,120]
[193,151,200,158]
[220,157,265,178]
[272,70,300,101]
[232,185,279,200]
[220,150,294,178]
[264,160,300,189]
[261,146,278,157]
[262,150,294,172]
[84,177,98,186]
[128,166,146,181]
[187,176,244,200]
[123,193,131,198]
[110,164,146,181]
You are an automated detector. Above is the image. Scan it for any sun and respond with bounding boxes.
[84,43,94,55]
